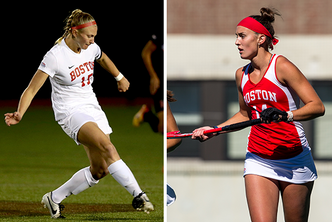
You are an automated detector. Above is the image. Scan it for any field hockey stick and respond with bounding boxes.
[167,118,263,139]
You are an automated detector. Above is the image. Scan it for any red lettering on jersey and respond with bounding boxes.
[70,61,95,82]
[87,73,93,85]
[81,76,85,87]
[74,67,81,78]
[70,71,76,81]
[89,61,94,70]
[81,73,93,87]
[79,65,85,75]
[83,62,90,71]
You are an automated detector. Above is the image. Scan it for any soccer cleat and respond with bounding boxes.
[41,192,65,219]
[132,192,154,214]
[132,105,149,127]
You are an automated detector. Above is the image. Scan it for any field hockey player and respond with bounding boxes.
[192,7,325,222]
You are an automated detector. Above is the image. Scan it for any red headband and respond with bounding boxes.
[71,21,97,30]
[237,17,279,46]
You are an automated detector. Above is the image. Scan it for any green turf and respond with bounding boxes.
[0,106,164,221]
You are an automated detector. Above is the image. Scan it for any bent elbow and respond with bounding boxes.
[167,139,182,153]
[320,104,325,117]
[315,102,325,118]
[141,49,151,60]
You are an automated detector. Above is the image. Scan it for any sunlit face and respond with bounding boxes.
[235,26,260,60]
[74,25,98,50]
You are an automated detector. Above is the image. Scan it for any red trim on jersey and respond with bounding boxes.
[71,21,97,30]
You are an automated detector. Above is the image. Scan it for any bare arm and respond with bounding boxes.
[4,70,48,126]
[167,102,182,152]
[142,40,160,95]
[97,52,130,92]
[276,56,325,121]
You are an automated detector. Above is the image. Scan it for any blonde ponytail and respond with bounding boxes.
[55,9,95,45]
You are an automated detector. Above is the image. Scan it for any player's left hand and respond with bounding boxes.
[260,107,287,123]
[192,126,214,142]
[117,77,130,92]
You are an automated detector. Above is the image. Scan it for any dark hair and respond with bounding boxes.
[250,8,281,50]
[167,90,177,102]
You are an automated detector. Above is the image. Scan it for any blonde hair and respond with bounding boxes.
[55,9,95,45]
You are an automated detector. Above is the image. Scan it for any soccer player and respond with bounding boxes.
[192,8,325,222]
[133,34,164,133]
[4,9,153,218]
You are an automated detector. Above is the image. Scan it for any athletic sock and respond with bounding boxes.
[108,159,142,197]
[51,166,99,204]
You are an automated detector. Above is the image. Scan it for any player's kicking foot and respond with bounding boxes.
[132,192,154,214]
[133,104,149,127]
[41,192,65,219]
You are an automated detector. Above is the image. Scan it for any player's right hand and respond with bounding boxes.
[117,77,130,92]
[192,126,214,142]
[4,112,22,126]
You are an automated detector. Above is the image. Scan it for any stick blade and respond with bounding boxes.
[167,131,192,139]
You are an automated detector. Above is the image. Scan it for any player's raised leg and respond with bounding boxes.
[78,122,154,213]
[42,122,153,218]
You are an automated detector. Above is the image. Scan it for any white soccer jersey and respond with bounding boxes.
[38,39,102,121]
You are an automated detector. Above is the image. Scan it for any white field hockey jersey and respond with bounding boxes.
[38,39,102,121]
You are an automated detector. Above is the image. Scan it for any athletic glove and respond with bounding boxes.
[260,107,287,123]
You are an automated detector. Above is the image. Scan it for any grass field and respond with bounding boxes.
[0,105,164,221]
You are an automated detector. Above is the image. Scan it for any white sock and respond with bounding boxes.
[52,166,99,203]
[108,159,142,197]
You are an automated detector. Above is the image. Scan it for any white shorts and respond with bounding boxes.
[244,147,317,184]
[58,105,113,145]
